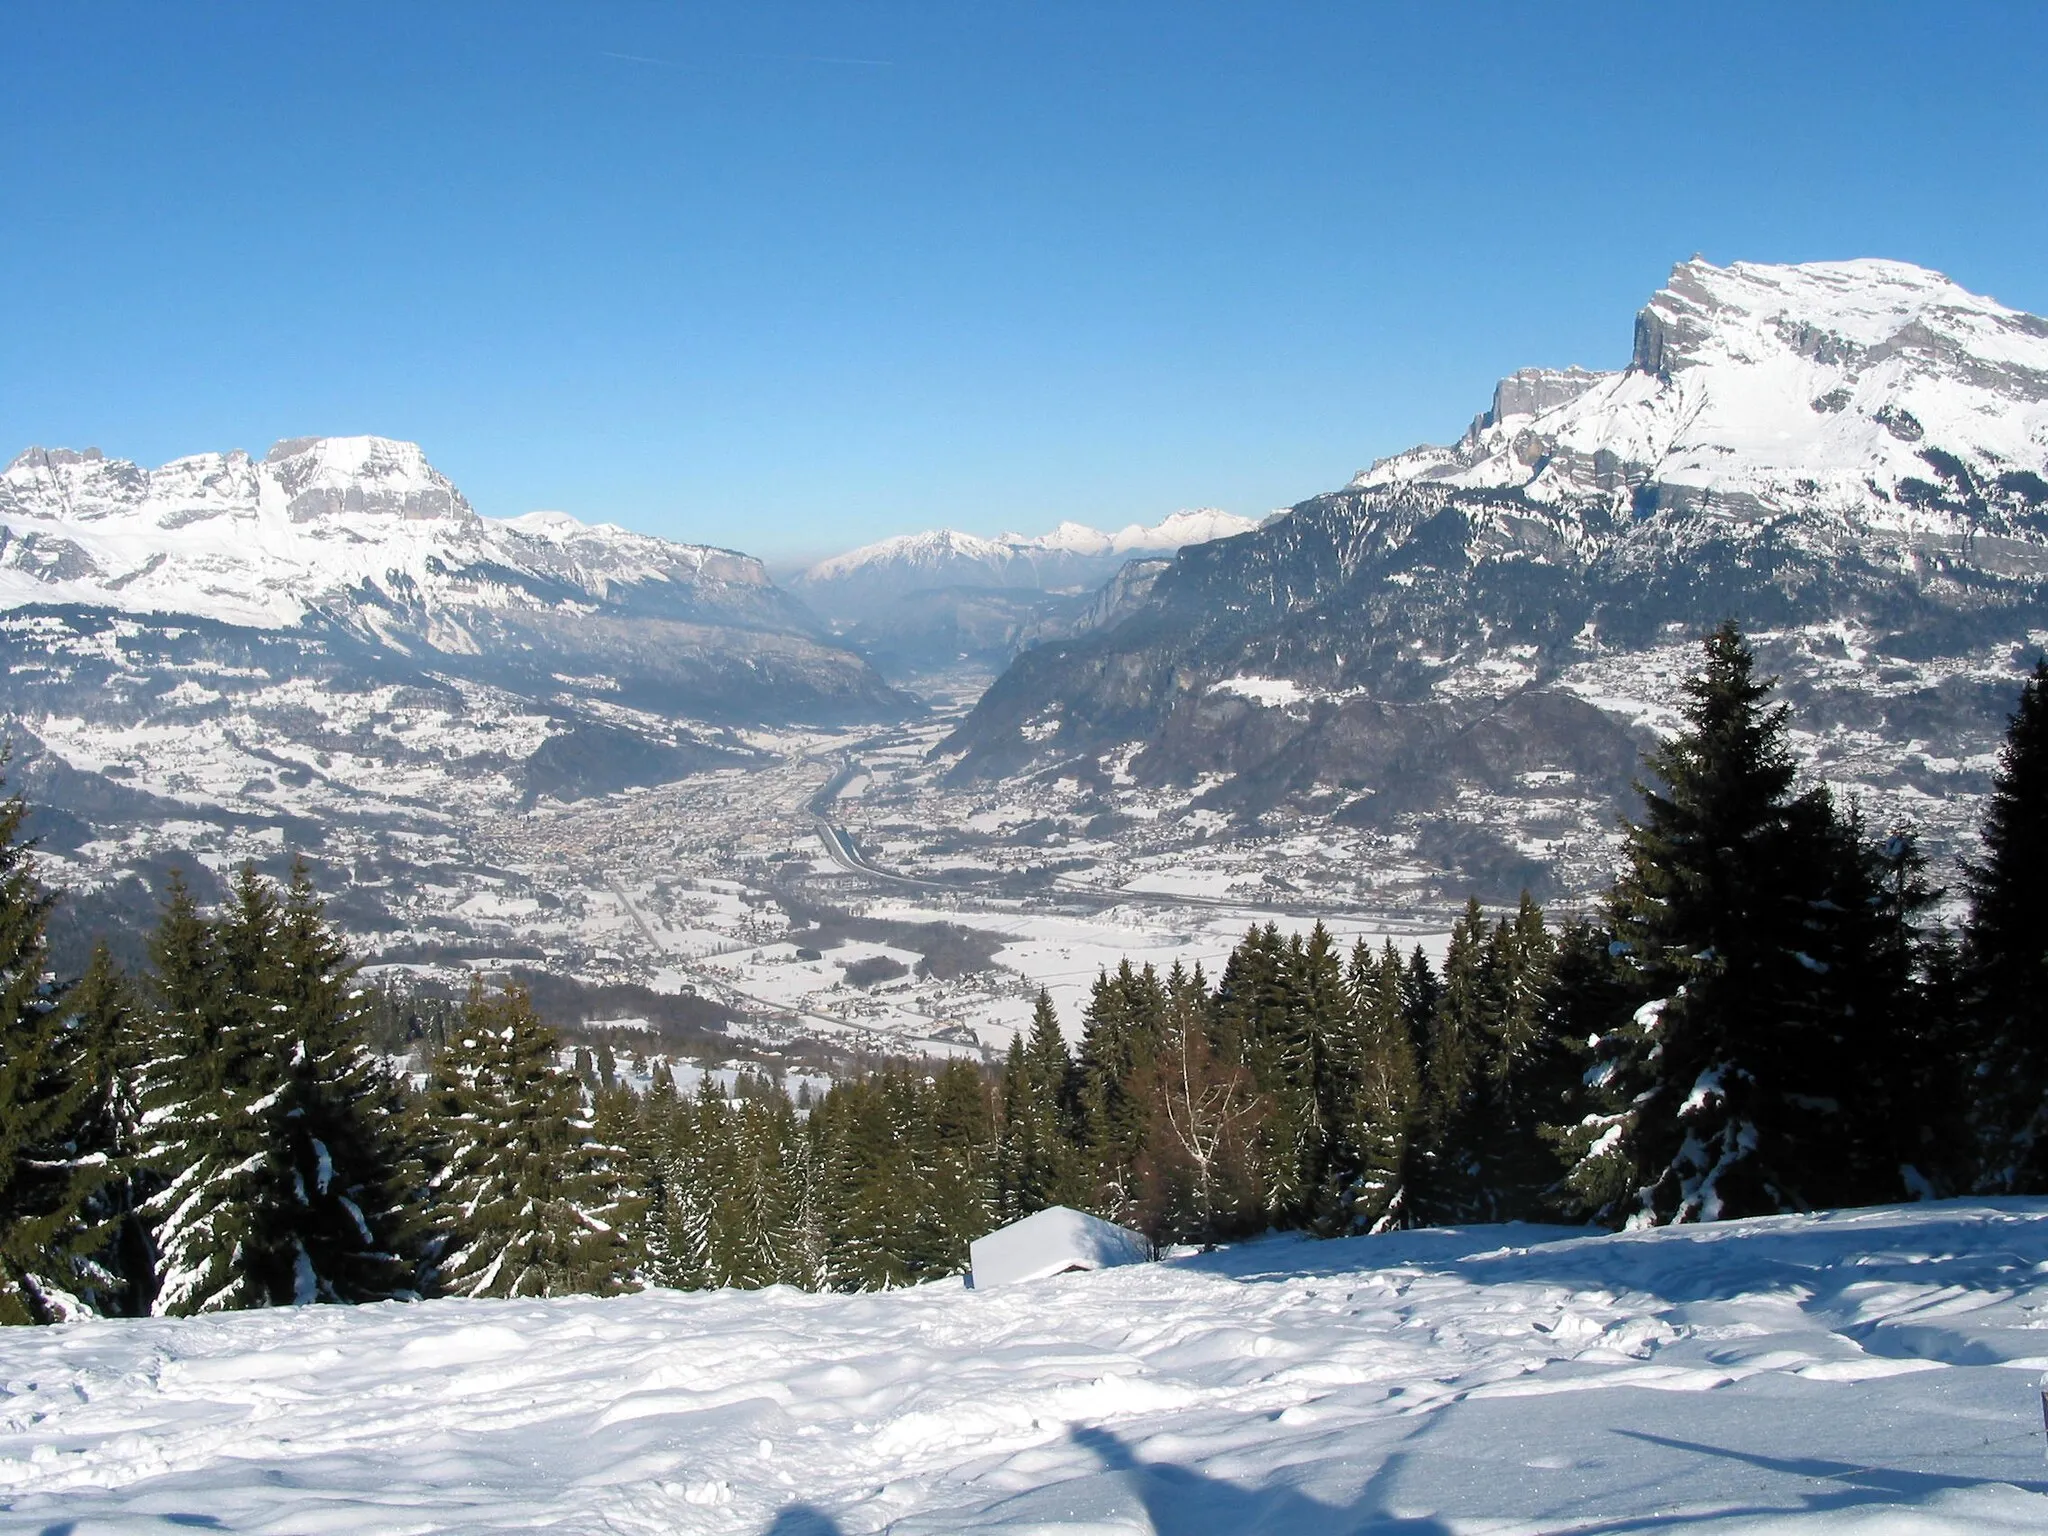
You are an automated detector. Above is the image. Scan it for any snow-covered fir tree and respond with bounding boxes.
[0,783,111,1324]
[65,943,150,1315]
[139,863,416,1313]
[138,867,283,1315]
[1967,659,2048,1189]
[1562,624,1906,1225]
[421,979,637,1298]
[266,860,417,1303]
[1343,941,1419,1234]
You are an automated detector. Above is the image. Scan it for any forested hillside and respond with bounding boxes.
[4,625,2045,1322]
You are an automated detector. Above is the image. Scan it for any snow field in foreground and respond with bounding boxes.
[6,1203,2048,1533]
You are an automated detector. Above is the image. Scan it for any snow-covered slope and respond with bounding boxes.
[6,1201,2048,1532]
[1356,257,2048,531]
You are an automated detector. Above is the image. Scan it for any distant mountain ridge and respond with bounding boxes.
[5,436,801,636]
[941,256,2048,899]
[788,507,1259,678]
[793,508,1258,613]
[0,435,900,721]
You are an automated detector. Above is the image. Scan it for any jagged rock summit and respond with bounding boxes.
[0,434,799,638]
[0,433,906,733]
[1357,257,2048,527]
[941,257,2048,899]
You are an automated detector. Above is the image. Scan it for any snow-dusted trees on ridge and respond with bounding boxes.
[417,979,639,1299]
[141,862,416,1314]
[0,781,118,1323]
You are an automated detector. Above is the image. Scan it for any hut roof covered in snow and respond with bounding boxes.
[968,1205,1150,1289]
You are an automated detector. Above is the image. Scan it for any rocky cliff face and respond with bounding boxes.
[940,259,2048,898]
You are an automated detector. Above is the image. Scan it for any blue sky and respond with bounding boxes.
[4,2,2044,560]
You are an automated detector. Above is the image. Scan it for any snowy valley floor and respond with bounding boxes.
[7,1204,2048,1534]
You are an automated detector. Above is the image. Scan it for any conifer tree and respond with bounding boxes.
[266,861,417,1302]
[997,1032,1034,1220]
[915,1059,998,1274]
[585,1081,654,1283]
[998,991,1083,1217]
[817,1072,920,1290]
[1814,818,1962,1203]
[422,979,636,1297]
[1474,895,1574,1218]
[1401,946,1442,1058]
[1076,962,1166,1223]
[1279,924,1351,1230]
[141,864,420,1312]
[1966,660,2048,1190]
[0,784,108,1324]
[719,1092,807,1287]
[1135,963,1259,1244]
[1412,899,1498,1223]
[1564,623,1887,1225]
[141,867,284,1314]
[1345,941,1420,1233]
[66,943,151,1315]
[642,1069,714,1289]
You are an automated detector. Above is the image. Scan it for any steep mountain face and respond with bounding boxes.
[1356,258,2048,525]
[790,509,1258,675]
[942,259,2048,897]
[0,436,909,961]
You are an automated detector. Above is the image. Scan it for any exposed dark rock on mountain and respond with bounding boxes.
[941,259,2048,894]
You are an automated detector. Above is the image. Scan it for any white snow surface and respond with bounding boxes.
[1353,257,2048,524]
[0,436,768,633]
[8,1200,2048,1532]
[1207,675,1308,709]
[968,1205,1150,1289]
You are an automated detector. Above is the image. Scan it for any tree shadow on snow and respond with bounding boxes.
[761,1504,846,1536]
[753,1428,1453,1536]
[1170,1204,2048,1337]
[1550,1430,2048,1530]
[1071,1423,1455,1535]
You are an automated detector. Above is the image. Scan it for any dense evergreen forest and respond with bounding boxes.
[3,624,2045,1323]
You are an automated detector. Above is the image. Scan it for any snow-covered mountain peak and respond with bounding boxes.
[0,436,791,633]
[1630,256,2039,379]
[1013,520,1115,556]
[1112,507,1258,551]
[793,509,1259,625]
[260,435,477,525]
[803,527,1011,583]
[503,508,624,541]
[1353,256,2048,524]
